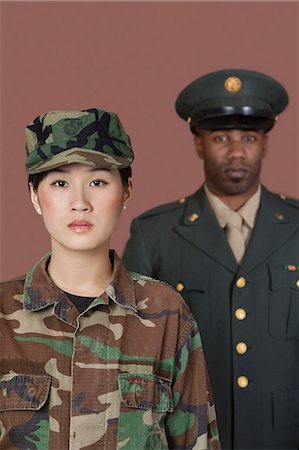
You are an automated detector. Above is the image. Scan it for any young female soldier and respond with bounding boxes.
[0,108,220,450]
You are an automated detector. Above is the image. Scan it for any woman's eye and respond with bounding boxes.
[90,179,107,187]
[52,180,68,187]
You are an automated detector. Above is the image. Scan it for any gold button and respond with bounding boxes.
[280,194,286,200]
[296,280,299,288]
[237,376,249,388]
[188,213,199,223]
[236,277,246,288]
[236,342,248,354]
[179,197,186,204]
[275,212,284,221]
[176,282,185,292]
[235,308,247,320]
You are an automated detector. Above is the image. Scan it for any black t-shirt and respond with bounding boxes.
[64,292,96,313]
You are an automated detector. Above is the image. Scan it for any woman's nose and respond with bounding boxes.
[70,188,92,212]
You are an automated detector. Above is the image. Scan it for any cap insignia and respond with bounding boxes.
[224,76,242,93]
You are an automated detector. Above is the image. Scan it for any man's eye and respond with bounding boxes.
[52,180,68,187]
[90,179,107,187]
[244,135,256,142]
[215,135,227,142]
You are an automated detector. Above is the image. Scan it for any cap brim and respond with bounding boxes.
[27,148,133,174]
[191,115,274,134]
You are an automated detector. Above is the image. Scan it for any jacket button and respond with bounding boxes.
[235,308,247,320]
[296,280,299,288]
[237,376,249,388]
[176,282,185,292]
[236,342,248,354]
[236,277,246,288]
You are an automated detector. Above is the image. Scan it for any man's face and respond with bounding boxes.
[194,129,267,196]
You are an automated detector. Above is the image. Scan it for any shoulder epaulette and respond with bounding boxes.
[278,193,299,209]
[137,196,189,219]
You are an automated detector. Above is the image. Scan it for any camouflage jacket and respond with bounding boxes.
[0,251,220,450]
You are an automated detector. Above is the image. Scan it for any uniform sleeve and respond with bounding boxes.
[165,318,221,450]
[123,218,153,276]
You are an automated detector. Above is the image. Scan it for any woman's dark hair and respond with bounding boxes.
[28,166,132,191]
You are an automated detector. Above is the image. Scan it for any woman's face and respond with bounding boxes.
[30,164,131,255]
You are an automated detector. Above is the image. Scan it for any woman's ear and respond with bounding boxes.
[123,179,132,208]
[29,184,42,215]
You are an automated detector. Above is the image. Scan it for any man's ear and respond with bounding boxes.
[194,136,205,159]
[262,133,268,157]
[29,184,42,215]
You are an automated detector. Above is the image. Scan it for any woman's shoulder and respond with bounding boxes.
[129,271,192,315]
[1,274,26,289]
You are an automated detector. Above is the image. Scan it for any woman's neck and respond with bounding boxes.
[47,244,113,297]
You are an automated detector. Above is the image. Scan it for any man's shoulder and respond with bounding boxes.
[134,191,200,222]
[266,189,299,210]
[280,194,299,209]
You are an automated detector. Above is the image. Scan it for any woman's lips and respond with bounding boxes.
[68,220,93,233]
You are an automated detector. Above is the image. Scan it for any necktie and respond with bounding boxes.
[226,212,246,264]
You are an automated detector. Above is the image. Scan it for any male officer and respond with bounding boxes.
[123,69,299,450]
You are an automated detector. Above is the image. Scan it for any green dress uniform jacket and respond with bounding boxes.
[123,185,299,450]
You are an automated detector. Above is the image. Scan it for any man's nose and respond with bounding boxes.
[227,139,245,158]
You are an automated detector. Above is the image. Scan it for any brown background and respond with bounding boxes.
[1,1,298,280]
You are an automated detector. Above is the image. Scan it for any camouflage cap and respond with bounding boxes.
[175,69,289,134]
[25,108,134,174]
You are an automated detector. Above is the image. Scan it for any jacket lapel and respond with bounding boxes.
[175,187,238,273]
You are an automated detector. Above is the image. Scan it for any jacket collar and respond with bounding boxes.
[176,187,238,272]
[175,185,298,275]
[24,250,137,312]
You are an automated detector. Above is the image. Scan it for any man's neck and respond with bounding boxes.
[205,183,260,211]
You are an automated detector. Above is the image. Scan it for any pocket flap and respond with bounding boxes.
[118,373,173,413]
[180,269,210,293]
[0,374,51,411]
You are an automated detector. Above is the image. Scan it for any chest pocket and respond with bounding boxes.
[268,265,299,339]
[0,373,51,412]
[117,373,173,450]
[0,373,51,448]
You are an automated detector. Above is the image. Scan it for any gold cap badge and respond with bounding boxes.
[224,76,242,93]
